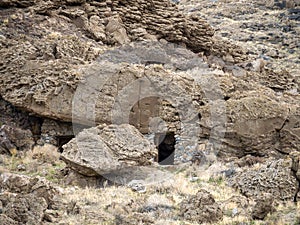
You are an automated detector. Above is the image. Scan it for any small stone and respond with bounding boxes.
[189,176,200,182]
[128,180,147,193]
[17,164,26,171]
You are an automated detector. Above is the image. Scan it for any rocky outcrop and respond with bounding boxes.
[0,173,58,205]
[0,193,48,225]
[0,0,299,163]
[251,194,275,220]
[179,189,223,224]
[229,159,299,201]
[218,95,289,157]
[0,125,34,154]
[0,0,215,120]
[61,124,157,176]
[0,173,60,224]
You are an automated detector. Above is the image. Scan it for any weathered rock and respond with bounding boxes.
[0,214,18,225]
[291,151,300,180]
[105,15,130,45]
[128,180,147,193]
[0,173,60,224]
[0,173,58,206]
[0,0,299,164]
[0,125,34,154]
[251,194,275,220]
[229,159,298,201]
[264,0,300,9]
[61,124,157,176]
[179,189,223,224]
[0,0,215,120]
[218,95,289,158]
[0,193,48,225]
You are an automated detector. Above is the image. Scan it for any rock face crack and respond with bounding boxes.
[292,170,300,202]
[291,152,300,202]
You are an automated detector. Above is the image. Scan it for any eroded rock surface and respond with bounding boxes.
[61,124,157,176]
[179,189,223,224]
[0,125,34,154]
[229,159,299,201]
[0,173,60,225]
[0,0,299,161]
[0,173,58,205]
[251,194,275,220]
[0,193,48,225]
[0,0,216,121]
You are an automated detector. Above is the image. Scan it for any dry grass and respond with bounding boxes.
[1,149,299,225]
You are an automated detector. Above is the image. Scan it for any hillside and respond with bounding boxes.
[0,0,299,224]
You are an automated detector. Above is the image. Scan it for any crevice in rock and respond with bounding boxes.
[274,116,290,155]
[56,135,75,153]
[28,116,44,142]
[224,96,230,101]
[155,132,175,165]
[291,154,300,202]
[292,172,300,202]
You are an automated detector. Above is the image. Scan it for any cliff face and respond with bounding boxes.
[0,0,299,160]
[0,1,300,224]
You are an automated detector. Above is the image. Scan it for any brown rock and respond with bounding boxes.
[105,15,130,45]
[0,193,47,225]
[0,214,18,225]
[179,189,223,224]
[0,125,34,154]
[229,159,298,201]
[0,173,58,206]
[61,124,157,176]
[251,194,275,220]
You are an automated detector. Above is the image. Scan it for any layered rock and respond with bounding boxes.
[61,124,157,176]
[0,193,48,225]
[0,0,299,162]
[0,173,58,205]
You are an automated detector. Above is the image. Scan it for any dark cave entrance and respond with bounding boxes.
[155,132,175,165]
[56,135,74,152]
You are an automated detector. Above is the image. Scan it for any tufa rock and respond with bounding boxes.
[229,159,298,201]
[61,124,157,176]
[251,194,275,220]
[0,125,34,154]
[0,173,60,225]
[0,193,48,225]
[179,189,223,224]
[0,172,58,206]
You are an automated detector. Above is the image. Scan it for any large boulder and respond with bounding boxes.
[229,159,299,201]
[61,124,157,176]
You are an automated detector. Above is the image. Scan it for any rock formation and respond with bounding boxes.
[61,124,157,176]
[0,0,300,223]
[179,189,223,224]
[229,159,298,201]
[0,173,60,224]
[0,0,298,163]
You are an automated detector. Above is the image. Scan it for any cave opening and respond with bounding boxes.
[155,132,175,165]
[56,135,74,152]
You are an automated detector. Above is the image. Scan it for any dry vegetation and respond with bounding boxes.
[1,145,299,224]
